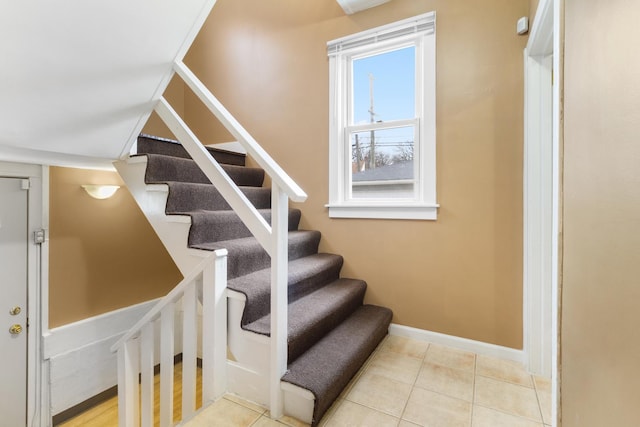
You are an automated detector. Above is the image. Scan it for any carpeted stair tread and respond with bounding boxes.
[246,278,367,362]
[165,182,271,213]
[137,133,246,166]
[142,153,265,187]
[187,208,301,246]
[282,305,393,426]
[228,253,344,327]
[192,230,321,279]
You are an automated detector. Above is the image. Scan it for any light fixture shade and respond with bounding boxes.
[336,0,392,14]
[82,185,120,199]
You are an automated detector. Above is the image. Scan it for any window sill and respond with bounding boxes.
[326,203,439,220]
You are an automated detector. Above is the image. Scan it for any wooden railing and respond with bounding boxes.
[113,59,307,426]
[110,251,228,427]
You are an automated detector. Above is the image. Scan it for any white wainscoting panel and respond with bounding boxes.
[45,298,194,415]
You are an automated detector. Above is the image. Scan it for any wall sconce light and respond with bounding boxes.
[82,185,120,200]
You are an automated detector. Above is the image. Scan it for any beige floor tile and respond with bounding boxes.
[346,371,413,417]
[379,335,429,359]
[317,399,342,427]
[365,349,423,384]
[224,393,267,415]
[476,355,533,387]
[278,414,311,427]
[474,376,541,423]
[425,344,476,373]
[472,405,544,427]
[402,387,472,427]
[253,416,286,426]
[338,364,368,399]
[398,421,421,427]
[326,400,400,426]
[533,375,552,394]
[185,398,262,426]
[537,389,552,425]
[415,361,474,402]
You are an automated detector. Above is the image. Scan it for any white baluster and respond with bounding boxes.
[182,281,198,418]
[117,339,140,427]
[140,324,154,427]
[160,304,175,427]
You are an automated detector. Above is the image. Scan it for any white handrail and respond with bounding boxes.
[155,97,274,254]
[110,250,226,352]
[174,60,308,203]
[112,249,228,427]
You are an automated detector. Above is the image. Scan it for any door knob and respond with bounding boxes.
[9,306,21,316]
[9,324,22,335]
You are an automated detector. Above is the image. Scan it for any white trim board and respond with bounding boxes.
[45,298,191,416]
[389,324,525,365]
[44,299,160,359]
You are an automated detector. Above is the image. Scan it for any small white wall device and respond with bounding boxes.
[517,16,529,35]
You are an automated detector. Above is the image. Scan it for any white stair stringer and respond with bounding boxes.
[117,155,316,423]
[114,157,209,276]
[226,290,315,424]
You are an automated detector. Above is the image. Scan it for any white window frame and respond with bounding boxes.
[326,12,438,220]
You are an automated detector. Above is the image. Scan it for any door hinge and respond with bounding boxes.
[34,229,46,244]
[21,179,30,190]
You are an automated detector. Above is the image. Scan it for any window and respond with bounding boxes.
[326,12,437,220]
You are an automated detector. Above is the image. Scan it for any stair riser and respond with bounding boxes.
[224,233,321,280]
[237,258,344,327]
[187,209,301,246]
[165,183,271,213]
[143,154,265,187]
[287,283,366,362]
[137,134,246,166]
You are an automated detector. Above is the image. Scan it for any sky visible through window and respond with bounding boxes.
[352,46,416,159]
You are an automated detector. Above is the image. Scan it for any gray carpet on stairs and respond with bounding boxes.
[143,153,265,187]
[164,181,271,213]
[137,134,246,166]
[282,305,393,426]
[192,230,321,279]
[187,208,301,246]
[135,135,392,425]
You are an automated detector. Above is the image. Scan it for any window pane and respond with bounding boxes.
[350,126,415,199]
[352,46,415,124]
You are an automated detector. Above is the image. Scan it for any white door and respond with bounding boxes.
[0,177,28,426]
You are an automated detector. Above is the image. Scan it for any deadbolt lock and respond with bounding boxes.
[9,306,21,316]
[9,324,22,335]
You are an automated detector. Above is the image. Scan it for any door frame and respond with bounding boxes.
[0,162,49,426]
[523,0,561,425]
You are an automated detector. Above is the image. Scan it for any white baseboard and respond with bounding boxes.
[388,323,525,365]
[45,298,192,415]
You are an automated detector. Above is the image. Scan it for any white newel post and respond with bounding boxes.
[270,185,289,418]
[118,339,140,427]
[202,249,228,403]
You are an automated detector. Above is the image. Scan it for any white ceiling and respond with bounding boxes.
[0,0,215,168]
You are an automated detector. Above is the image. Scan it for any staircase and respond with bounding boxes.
[116,134,392,425]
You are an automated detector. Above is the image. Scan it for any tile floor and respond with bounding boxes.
[185,335,552,427]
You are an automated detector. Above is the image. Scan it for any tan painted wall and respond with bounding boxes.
[562,0,640,424]
[182,0,527,347]
[49,167,182,327]
[142,75,185,139]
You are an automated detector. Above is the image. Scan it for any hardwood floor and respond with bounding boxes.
[58,362,203,427]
